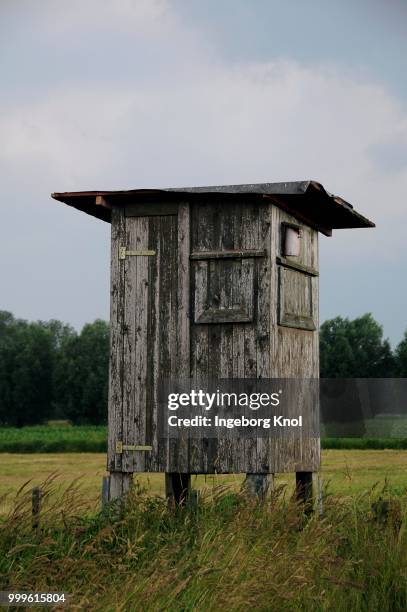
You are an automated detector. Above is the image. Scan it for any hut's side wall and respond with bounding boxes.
[268,205,320,472]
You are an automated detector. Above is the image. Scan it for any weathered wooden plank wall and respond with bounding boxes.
[189,198,270,473]
[107,207,126,473]
[270,205,320,473]
[107,197,320,474]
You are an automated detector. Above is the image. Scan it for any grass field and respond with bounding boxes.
[1,450,407,515]
[1,451,407,610]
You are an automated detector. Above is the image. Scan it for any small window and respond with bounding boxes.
[193,258,254,324]
[282,224,301,257]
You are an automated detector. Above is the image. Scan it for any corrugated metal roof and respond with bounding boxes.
[51,180,375,235]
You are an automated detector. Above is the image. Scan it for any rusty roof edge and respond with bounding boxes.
[164,181,312,195]
[52,181,314,200]
[336,206,375,228]
[307,183,375,228]
[306,180,355,211]
[51,181,353,207]
[51,180,375,229]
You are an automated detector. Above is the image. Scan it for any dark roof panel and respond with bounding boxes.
[51,180,375,234]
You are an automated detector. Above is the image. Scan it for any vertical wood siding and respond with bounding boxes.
[108,199,320,474]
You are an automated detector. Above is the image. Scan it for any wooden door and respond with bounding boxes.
[108,204,186,473]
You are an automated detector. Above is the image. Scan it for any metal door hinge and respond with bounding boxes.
[119,246,156,260]
[116,441,153,453]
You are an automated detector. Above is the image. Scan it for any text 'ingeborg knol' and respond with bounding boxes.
[168,415,303,429]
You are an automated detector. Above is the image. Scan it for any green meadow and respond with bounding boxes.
[1,429,407,610]
[1,450,407,509]
[1,456,406,611]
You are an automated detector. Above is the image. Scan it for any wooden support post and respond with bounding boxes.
[108,472,132,501]
[101,475,110,506]
[295,471,313,511]
[165,473,191,507]
[244,474,274,500]
[315,473,323,516]
[32,486,41,530]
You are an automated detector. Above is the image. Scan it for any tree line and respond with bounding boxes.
[0,310,406,427]
[0,311,109,426]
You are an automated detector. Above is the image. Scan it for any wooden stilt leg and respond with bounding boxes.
[101,475,110,506]
[244,473,274,500]
[295,471,313,511]
[108,472,132,501]
[165,473,191,506]
[315,473,323,515]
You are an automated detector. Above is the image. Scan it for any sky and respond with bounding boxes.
[1,0,406,345]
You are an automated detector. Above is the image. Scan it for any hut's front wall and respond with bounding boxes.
[108,198,320,474]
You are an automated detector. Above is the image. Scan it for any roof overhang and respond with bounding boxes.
[51,180,375,236]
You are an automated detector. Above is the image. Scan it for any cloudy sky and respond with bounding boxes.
[1,0,406,344]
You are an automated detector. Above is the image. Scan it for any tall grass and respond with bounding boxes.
[1,479,406,611]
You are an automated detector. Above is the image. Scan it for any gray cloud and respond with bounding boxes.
[368,136,407,174]
[1,0,406,345]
